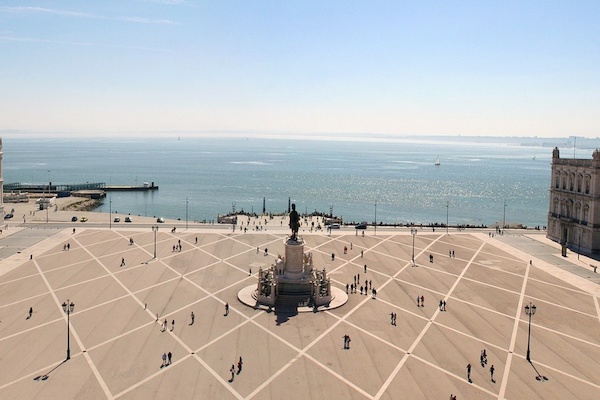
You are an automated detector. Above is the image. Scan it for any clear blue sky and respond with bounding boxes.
[1,1,599,138]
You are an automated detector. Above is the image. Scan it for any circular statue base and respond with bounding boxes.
[237,285,348,313]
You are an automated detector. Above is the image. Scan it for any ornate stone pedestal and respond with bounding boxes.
[238,234,346,313]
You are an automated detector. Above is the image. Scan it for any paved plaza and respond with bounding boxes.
[0,225,599,399]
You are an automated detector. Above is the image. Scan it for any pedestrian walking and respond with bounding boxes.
[439,300,443,310]
[229,364,236,382]
[195,236,198,244]
[162,352,167,367]
[171,319,175,332]
[162,319,167,332]
[346,283,349,294]
[342,334,351,349]
[190,311,195,325]
[120,257,125,267]
[442,300,447,311]
[225,302,229,316]
[28,307,33,319]
[237,356,243,374]
[360,250,363,258]
[420,295,424,307]
[364,264,367,273]
[467,363,472,382]
[390,312,394,325]
[168,351,172,365]
[417,296,420,307]
[490,365,495,382]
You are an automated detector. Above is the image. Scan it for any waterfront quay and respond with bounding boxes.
[0,212,599,399]
[4,182,159,195]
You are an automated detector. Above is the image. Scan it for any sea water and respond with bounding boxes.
[2,136,582,227]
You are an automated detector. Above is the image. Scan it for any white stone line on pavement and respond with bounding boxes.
[497,262,531,399]
[112,353,194,398]
[301,353,375,400]
[459,276,522,296]
[30,257,114,399]
[0,271,39,287]
[527,275,594,296]
[246,294,377,400]
[374,240,485,400]
[113,311,261,400]
[372,297,430,323]
[429,320,510,354]
[410,352,499,398]
[0,290,48,314]
[522,292,599,320]
[484,233,600,296]
[595,295,600,325]
[392,277,449,299]
[522,317,600,351]
[73,236,157,314]
[342,317,407,352]
[517,352,600,392]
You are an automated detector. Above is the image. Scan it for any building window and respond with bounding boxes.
[583,204,589,223]
[570,173,575,191]
[554,198,559,215]
[577,174,582,192]
[575,203,581,221]
[585,176,591,194]
[555,173,560,189]
[563,173,568,190]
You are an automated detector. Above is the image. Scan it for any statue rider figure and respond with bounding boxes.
[289,203,300,240]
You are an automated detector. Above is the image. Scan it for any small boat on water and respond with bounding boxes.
[434,155,441,166]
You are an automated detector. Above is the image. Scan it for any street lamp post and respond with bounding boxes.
[46,170,50,223]
[62,300,75,360]
[411,228,417,266]
[525,302,537,362]
[374,200,377,236]
[502,200,507,234]
[446,201,449,235]
[152,225,158,258]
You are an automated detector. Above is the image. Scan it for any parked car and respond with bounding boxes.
[114,217,120,223]
[80,216,88,222]
[71,216,78,222]
[125,216,132,223]
[157,217,164,223]
[330,223,340,229]
[355,223,367,230]
[4,213,14,219]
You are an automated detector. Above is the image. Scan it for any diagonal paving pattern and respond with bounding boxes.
[0,228,599,399]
